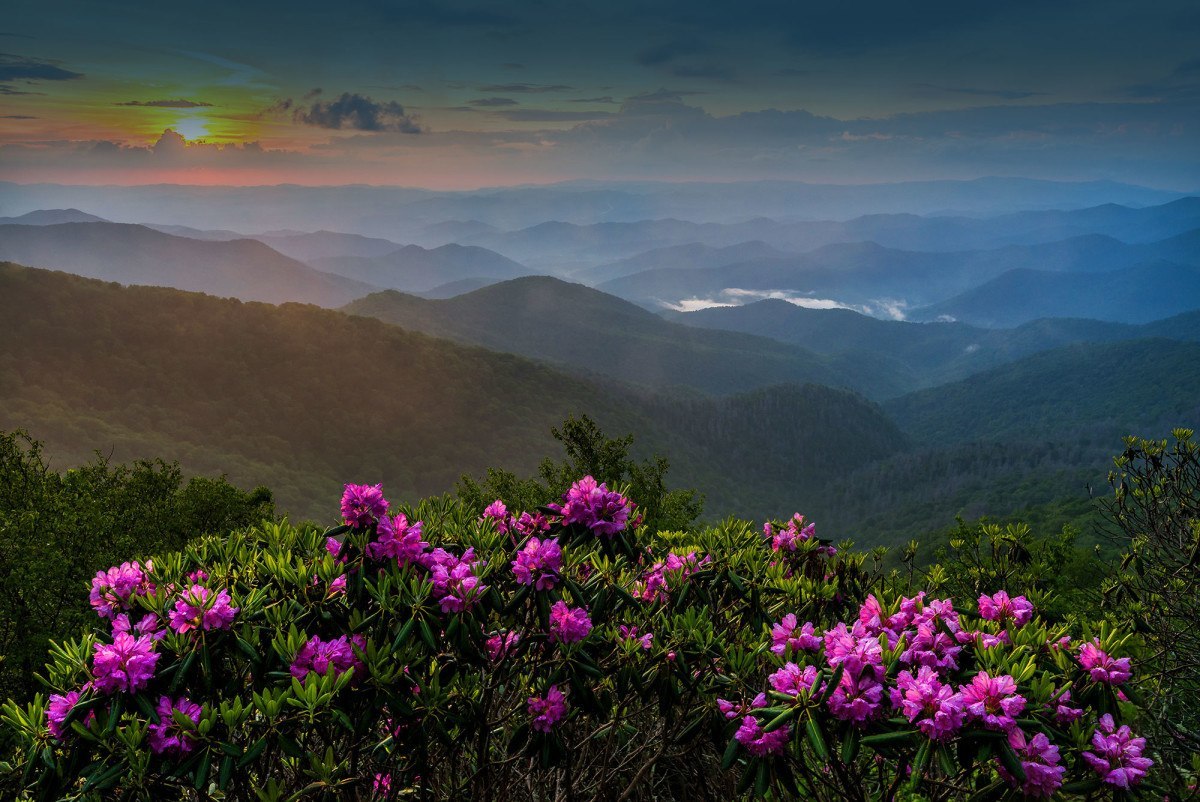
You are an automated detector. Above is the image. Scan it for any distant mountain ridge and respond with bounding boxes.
[309,244,533,293]
[0,209,108,225]
[0,222,375,307]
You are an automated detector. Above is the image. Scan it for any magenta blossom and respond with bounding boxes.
[425,547,487,613]
[92,632,160,694]
[717,694,768,721]
[167,585,238,634]
[548,601,592,644]
[978,590,1034,626]
[618,625,653,650]
[112,612,164,640]
[1078,640,1132,685]
[549,476,632,537]
[770,614,822,655]
[290,634,366,682]
[511,537,563,590]
[481,500,511,534]
[1048,689,1086,726]
[961,671,1025,731]
[368,513,430,566]
[341,483,388,529]
[513,511,551,537]
[823,622,884,680]
[767,513,817,553]
[827,673,884,725]
[486,630,521,662]
[769,662,821,697]
[149,695,203,756]
[890,666,965,741]
[528,685,567,732]
[46,690,94,738]
[900,622,963,672]
[998,728,1064,798]
[89,561,152,620]
[1082,714,1153,789]
[735,715,791,757]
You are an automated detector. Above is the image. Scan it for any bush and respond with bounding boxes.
[0,430,274,701]
[0,478,1159,800]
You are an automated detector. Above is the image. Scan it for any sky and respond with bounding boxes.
[1,0,1198,188]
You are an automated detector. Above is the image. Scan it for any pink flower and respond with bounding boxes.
[717,694,767,720]
[999,729,1064,798]
[1048,688,1086,725]
[528,685,567,732]
[1082,714,1153,789]
[823,622,884,680]
[978,591,1034,626]
[827,673,884,725]
[770,614,821,655]
[167,585,238,634]
[92,632,160,694]
[618,625,653,650]
[513,511,551,537]
[290,634,366,682]
[549,476,632,537]
[960,671,1025,732]
[734,715,790,756]
[149,695,203,756]
[769,662,820,697]
[46,690,94,738]
[425,547,487,613]
[372,773,393,798]
[890,666,965,741]
[768,513,817,552]
[89,561,152,619]
[900,622,962,672]
[548,601,592,644]
[511,537,563,590]
[481,500,511,534]
[486,630,521,661]
[368,513,430,566]
[1079,641,1132,685]
[341,483,388,529]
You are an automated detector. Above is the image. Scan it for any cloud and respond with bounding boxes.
[626,88,706,103]
[290,92,423,133]
[567,96,616,104]
[0,52,83,82]
[1,113,35,119]
[914,83,1048,100]
[468,96,518,107]
[117,98,213,108]
[493,109,615,122]
[477,83,572,93]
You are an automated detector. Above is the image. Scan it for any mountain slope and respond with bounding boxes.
[0,209,108,225]
[342,276,913,398]
[0,222,374,307]
[309,244,531,292]
[910,261,1200,326]
[252,230,407,261]
[883,339,1200,444]
[0,262,906,521]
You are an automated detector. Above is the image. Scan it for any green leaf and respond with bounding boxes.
[804,715,829,762]
[721,735,740,770]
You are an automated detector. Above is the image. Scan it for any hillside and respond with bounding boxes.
[0,209,108,225]
[883,339,1200,444]
[669,299,1200,389]
[0,262,906,522]
[309,244,532,293]
[0,222,374,307]
[910,261,1200,326]
[343,276,913,398]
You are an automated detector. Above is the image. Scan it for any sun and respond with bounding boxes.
[172,116,210,141]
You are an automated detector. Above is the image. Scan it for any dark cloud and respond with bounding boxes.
[627,89,707,103]
[290,92,423,133]
[477,83,573,93]
[914,84,1048,101]
[568,96,616,104]
[637,38,710,66]
[468,96,518,107]
[0,52,83,85]
[493,109,615,122]
[117,98,213,108]
[303,87,322,99]
[1,114,35,119]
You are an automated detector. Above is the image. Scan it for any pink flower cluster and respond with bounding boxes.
[367,512,431,567]
[1082,714,1154,789]
[977,590,1034,626]
[960,671,1025,732]
[426,547,487,613]
[999,728,1064,798]
[340,483,389,529]
[290,634,366,682]
[765,513,817,552]
[89,561,153,620]
[167,585,238,634]
[149,695,202,756]
[511,537,563,590]
[92,632,160,694]
[1079,640,1132,685]
[486,630,521,662]
[46,690,94,738]
[618,624,653,650]
[890,666,964,741]
[548,601,592,644]
[528,684,567,732]
[633,550,711,602]
[549,476,633,537]
[481,500,511,534]
[734,715,791,757]
[770,613,821,655]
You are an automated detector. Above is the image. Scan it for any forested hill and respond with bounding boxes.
[0,262,905,522]
[342,276,912,398]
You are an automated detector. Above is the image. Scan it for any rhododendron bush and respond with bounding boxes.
[0,479,1160,800]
